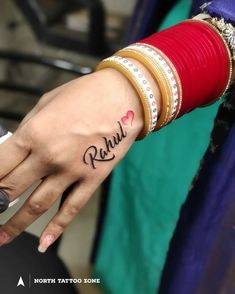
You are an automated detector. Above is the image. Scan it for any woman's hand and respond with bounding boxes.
[0,67,151,252]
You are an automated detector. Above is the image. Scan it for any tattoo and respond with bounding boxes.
[83,111,134,169]
[121,110,134,126]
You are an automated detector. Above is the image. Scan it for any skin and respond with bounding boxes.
[0,56,232,252]
[0,60,161,253]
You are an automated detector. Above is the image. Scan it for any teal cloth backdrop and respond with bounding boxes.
[94,1,221,293]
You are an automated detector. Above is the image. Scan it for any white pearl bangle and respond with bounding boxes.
[127,43,182,122]
[98,55,158,134]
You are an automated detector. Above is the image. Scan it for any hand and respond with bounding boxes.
[0,68,151,252]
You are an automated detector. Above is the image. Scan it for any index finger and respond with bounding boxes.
[0,131,30,179]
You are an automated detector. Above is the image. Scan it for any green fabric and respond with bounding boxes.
[94,1,220,293]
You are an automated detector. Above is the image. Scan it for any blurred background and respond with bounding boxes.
[0,1,190,293]
[0,0,136,293]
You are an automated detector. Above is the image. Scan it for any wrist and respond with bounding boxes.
[94,61,161,139]
[92,68,144,139]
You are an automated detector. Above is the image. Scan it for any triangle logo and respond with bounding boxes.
[17,276,25,287]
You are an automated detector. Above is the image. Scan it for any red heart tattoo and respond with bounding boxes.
[121,110,134,126]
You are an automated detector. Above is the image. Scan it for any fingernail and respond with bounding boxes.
[0,231,10,246]
[38,234,54,253]
[8,198,19,208]
[0,190,9,213]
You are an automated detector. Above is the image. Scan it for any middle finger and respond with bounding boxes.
[0,173,75,244]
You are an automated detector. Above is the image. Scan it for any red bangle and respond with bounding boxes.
[140,20,231,117]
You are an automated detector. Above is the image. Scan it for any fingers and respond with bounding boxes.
[38,181,96,253]
[0,174,73,245]
[0,155,49,212]
[0,124,31,214]
[0,190,10,213]
[0,134,30,179]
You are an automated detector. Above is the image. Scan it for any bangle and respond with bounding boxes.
[96,56,158,139]
[147,44,183,122]
[116,47,171,129]
[117,43,182,128]
[139,20,231,115]
[188,19,233,105]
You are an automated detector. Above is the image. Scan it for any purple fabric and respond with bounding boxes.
[127,1,235,44]
[191,0,235,25]
[159,123,235,293]
[208,0,235,24]
[125,0,179,44]
[125,0,150,44]
[157,1,235,293]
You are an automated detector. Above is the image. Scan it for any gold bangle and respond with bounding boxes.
[116,48,173,130]
[128,43,183,122]
[96,57,154,139]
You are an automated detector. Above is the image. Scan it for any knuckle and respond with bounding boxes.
[27,199,48,215]
[41,148,57,166]
[52,219,67,232]
[0,179,17,192]
[64,204,80,217]
[19,119,43,145]
[4,223,21,238]
[41,146,71,171]
[13,130,31,152]
[38,92,50,104]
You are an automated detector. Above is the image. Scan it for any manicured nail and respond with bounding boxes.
[9,198,19,208]
[0,190,9,213]
[0,231,10,246]
[38,234,54,253]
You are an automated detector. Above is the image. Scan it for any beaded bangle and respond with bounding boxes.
[96,56,158,139]
[147,44,183,122]
[116,48,171,129]
[117,43,182,128]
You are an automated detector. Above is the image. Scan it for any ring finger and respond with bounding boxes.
[0,173,76,245]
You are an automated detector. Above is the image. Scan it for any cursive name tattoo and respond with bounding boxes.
[83,110,134,169]
[83,121,127,169]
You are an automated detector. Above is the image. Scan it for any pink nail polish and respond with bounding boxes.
[38,234,54,253]
[0,231,9,246]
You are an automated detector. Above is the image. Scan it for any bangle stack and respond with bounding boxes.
[96,56,158,139]
[116,43,182,129]
[192,18,233,104]
[96,15,234,140]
